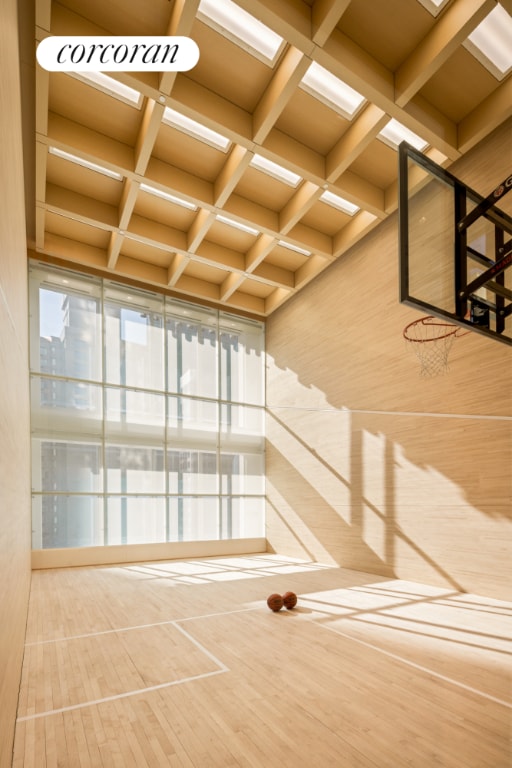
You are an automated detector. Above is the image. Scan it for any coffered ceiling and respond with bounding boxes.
[27,0,512,318]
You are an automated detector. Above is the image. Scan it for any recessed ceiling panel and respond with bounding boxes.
[48,73,141,146]
[30,0,512,318]
[337,0,436,71]
[276,88,351,156]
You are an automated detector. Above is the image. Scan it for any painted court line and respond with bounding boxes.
[172,620,229,672]
[18,618,231,723]
[24,607,258,647]
[317,621,512,710]
[16,669,227,722]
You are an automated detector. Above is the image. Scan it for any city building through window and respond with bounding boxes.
[29,263,265,549]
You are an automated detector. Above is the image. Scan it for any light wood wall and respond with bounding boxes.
[265,119,512,602]
[32,538,267,569]
[0,0,32,765]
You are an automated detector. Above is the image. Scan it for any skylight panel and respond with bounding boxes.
[140,183,197,210]
[249,154,302,187]
[48,146,123,180]
[162,107,231,151]
[300,62,366,119]
[415,0,450,17]
[198,0,284,65]
[320,190,359,215]
[216,214,258,235]
[464,4,512,79]
[278,240,310,256]
[378,119,428,151]
[69,71,143,107]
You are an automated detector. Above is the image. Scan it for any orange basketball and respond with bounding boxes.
[282,591,297,609]
[267,593,284,612]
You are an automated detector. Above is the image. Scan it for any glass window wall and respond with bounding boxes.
[29,264,265,549]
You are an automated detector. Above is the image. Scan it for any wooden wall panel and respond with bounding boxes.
[266,119,512,601]
[32,538,267,569]
[0,1,32,765]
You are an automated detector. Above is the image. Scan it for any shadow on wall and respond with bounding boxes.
[263,170,512,599]
[265,408,471,592]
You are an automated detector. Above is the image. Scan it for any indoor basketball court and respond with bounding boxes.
[2,0,511,767]
[12,554,512,767]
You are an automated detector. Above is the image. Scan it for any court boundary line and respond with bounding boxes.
[316,620,512,710]
[16,617,232,723]
[24,607,258,647]
[17,600,511,723]
[16,668,228,723]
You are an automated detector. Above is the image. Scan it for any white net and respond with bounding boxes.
[403,316,464,377]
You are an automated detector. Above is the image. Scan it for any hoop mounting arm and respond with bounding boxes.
[457,173,512,233]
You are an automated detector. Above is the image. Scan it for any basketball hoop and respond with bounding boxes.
[403,315,468,377]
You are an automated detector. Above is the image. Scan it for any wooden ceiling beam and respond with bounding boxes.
[312,0,352,46]
[285,221,332,256]
[143,68,394,221]
[193,241,246,272]
[319,29,394,109]
[128,214,188,252]
[34,25,49,248]
[118,178,141,232]
[319,29,460,158]
[187,209,216,252]
[134,100,165,176]
[332,171,386,217]
[45,184,119,229]
[457,79,512,154]
[167,253,190,287]
[35,141,47,207]
[332,210,379,259]
[46,113,135,174]
[34,34,49,136]
[113,255,169,286]
[253,46,311,144]
[394,0,496,107]
[50,3,107,35]
[41,233,108,271]
[326,103,388,182]
[35,0,51,30]
[262,128,325,183]
[265,287,292,314]
[402,95,459,160]
[170,77,253,145]
[220,272,246,302]
[36,205,46,250]
[226,290,265,315]
[251,262,295,288]
[146,157,213,207]
[107,231,124,270]
[165,0,200,37]
[235,0,314,51]
[262,129,386,216]
[214,145,252,207]
[279,181,323,234]
[245,234,277,272]
[174,273,222,302]
[159,0,200,94]
[294,254,330,288]
[222,195,279,234]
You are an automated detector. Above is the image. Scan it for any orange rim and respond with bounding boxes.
[403,315,468,343]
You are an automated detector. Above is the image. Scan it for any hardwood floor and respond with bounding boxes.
[13,555,512,767]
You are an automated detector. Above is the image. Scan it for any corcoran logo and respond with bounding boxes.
[493,175,512,198]
[37,36,200,72]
